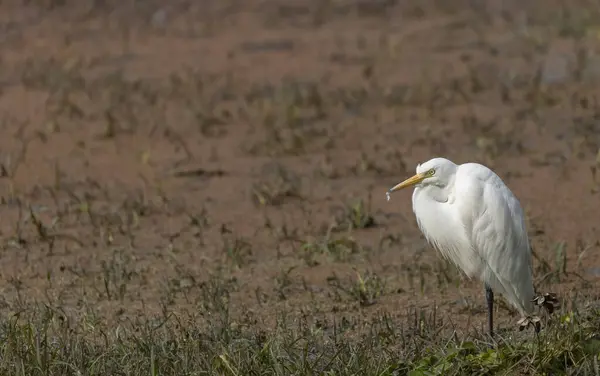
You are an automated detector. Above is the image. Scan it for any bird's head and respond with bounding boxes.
[387,157,457,195]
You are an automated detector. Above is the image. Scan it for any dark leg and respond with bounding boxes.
[485,284,494,337]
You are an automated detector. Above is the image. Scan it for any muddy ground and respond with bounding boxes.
[0,0,598,339]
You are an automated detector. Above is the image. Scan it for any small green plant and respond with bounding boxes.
[273,266,297,301]
[334,198,376,231]
[223,236,253,268]
[351,270,386,306]
[301,229,367,265]
[325,269,386,306]
[251,163,302,206]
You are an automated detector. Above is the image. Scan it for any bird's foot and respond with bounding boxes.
[532,293,560,315]
[518,293,559,334]
[517,315,541,333]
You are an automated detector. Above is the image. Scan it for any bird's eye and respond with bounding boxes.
[427,169,435,176]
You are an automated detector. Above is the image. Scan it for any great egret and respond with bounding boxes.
[386,157,557,336]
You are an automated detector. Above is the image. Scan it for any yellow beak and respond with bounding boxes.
[388,173,426,193]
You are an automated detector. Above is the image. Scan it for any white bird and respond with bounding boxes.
[387,157,556,336]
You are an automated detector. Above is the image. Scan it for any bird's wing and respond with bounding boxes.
[454,165,535,314]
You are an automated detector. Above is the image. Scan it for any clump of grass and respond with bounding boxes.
[100,248,135,301]
[273,266,297,301]
[0,301,599,375]
[301,229,367,266]
[327,270,386,306]
[222,236,253,268]
[333,198,376,231]
[251,162,302,206]
[400,255,464,296]
[244,80,329,157]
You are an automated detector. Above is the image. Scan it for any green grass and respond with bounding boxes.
[1,301,599,375]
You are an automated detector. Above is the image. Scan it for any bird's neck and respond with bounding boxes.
[416,184,450,203]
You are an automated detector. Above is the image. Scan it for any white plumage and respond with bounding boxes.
[387,157,538,335]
